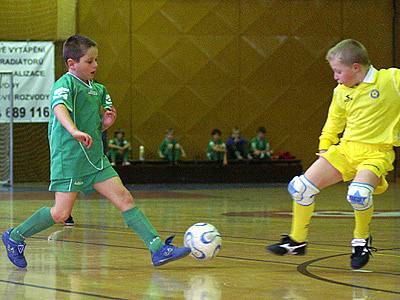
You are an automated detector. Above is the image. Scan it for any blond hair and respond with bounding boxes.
[326,39,370,66]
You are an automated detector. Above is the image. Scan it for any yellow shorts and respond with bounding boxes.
[319,141,394,194]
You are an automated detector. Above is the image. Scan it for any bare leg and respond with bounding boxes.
[93,176,134,212]
[94,176,164,253]
[353,169,380,186]
[51,192,78,223]
[304,156,343,189]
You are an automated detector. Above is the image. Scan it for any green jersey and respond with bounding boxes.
[250,137,271,158]
[108,138,129,150]
[107,138,130,160]
[207,139,225,161]
[48,72,112,180]
[159,138,181,161]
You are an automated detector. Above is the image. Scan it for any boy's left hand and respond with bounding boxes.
[102,107,117,131]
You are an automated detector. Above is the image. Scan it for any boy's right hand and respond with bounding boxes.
[72,130,93,149]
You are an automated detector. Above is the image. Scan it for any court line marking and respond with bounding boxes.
[53,226,400,258]
[2,219,397,251]
[218,253,400,277]
[0,279,128,300]
[23,236,400,297]
[33,235,400,277]
[76,223,400,245]
[297,251,400,295]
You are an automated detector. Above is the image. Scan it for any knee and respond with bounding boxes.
[288,175,320,206]
[347,182,374,210]
[51,208,71,223]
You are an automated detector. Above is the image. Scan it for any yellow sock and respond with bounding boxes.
[289,201,315,243]
[354,206,374,239]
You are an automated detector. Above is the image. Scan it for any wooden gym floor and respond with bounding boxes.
[0,182,399,299]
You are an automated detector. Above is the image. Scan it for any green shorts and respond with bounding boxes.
[49,166,118,194]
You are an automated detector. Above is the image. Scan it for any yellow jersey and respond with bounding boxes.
[319,66,400,150]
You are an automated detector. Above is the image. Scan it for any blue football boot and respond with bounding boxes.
[2,228,27,268]
[152,235,191,267]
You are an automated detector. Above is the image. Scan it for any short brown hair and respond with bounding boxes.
[257,126,266,134]
[326,39,370,66]
[63,35,97,64]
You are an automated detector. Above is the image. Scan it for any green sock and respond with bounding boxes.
[10,207,55,242]
[122,207,164,253]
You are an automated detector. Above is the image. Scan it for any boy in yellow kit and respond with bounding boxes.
[267,39,400,269]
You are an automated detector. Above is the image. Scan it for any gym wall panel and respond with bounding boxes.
[0,0,76,40]
[0,1,76,182]
[131,0,336,163]
[0,0,57,40]
[1,1,395,181]
[56,0,77,40]
[342,0,393,68]
[239,1,342,167]
[131,0,240,159]
[128,0,393,167]
[77,0,133,143]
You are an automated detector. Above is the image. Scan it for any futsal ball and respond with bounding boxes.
[184,223,222,260]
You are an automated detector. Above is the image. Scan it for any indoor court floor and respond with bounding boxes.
[0,182,399,299]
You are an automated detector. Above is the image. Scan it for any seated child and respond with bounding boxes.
[207,129,226,161]
[226,127,247,160]
[249,126,273,159]
[108,129,131,166]
[159,128,186,162]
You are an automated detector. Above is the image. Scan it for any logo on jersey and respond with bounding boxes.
[370,89,380,99]
[74,180,84,186]
[344,94,353,102]
[105,94,112,105]
[53,87,69,100]
[88,89,98,96]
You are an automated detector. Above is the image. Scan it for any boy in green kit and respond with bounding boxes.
[248,127,273,159]
[2,35,190,269]
[108,129,131,166]
[206,128,226,161]
[159,128,186,162]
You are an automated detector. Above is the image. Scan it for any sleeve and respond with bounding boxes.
[50,81,73,112]
[101,86,113,110]
[250,139,257,151]
[391,68,400,97]
[206,141,213,153]
[318,89,346,150]
[159,140,167,155]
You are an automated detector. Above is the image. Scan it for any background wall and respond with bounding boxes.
[0,0,395,182]
[0,0,76,182]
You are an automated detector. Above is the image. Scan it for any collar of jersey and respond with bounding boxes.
[362,65,377,84]
[338,66,377,91]
[67,72,93,88]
